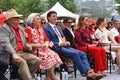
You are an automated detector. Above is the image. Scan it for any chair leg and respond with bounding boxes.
[10,55,12,80]
[60,65,62,79]
[73,64,77,78]
[109,43,112,74]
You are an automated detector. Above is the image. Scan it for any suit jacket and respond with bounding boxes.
[63,28,74,45]
[0,23,28,55]
[44,24,65,48]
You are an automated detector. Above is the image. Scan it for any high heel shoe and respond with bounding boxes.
[102,72,107,77]
[86,72,98,79]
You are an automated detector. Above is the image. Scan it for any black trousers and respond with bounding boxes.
[0,55,9,79]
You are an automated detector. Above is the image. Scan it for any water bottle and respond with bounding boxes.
[64,70,68,80]
[34,74,41,80]
[62,69,68,80]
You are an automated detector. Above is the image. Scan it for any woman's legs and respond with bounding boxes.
[45,65,60,80]
[109,46,120,73]
[45,71,51,80]
[116,48,120,73]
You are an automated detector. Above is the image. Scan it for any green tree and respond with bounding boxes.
[46,0,77,13]
[116,0,120,13]
[0,0,21,11]
[0,0,77,19]
[0,0,46,18]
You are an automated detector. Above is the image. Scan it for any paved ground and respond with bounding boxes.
[5,64,120,80]
[38,70,120,80]
[40,64,120,80]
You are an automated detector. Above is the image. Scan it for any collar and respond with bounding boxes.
[11,25,20,30]
[66,27,72,30]
[49,23,56,28]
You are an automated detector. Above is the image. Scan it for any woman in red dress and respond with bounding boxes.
[25,13,62,80]
[74,15,107,77]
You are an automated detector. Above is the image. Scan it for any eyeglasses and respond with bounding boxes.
[84,18,88,21]
[67,22,72,24]
[41,22,47,24]
[20,23,24,25]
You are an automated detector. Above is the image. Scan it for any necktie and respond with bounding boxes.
[53,26,63,40]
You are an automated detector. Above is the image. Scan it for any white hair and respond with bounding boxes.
[26,13,40,26]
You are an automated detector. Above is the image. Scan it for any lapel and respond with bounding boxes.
[19,28,26,46]
[48,24,63,38]
[9,26,26,47]
[66,28,73,38]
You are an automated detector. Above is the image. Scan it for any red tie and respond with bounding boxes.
[53,26,63,40]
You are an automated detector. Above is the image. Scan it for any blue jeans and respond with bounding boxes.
[55,46,91,75]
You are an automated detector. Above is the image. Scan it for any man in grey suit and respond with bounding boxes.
[0,9,41,80]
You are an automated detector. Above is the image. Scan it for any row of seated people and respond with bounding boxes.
[62,16,107,77]
[43,11,107,80]
[62,16,120,75]
[0,9,106,80]
[0,9,62,80]
[26,11,105,80]
[94,17,120,74]
[66,18,120,73]
[24,11,106,80]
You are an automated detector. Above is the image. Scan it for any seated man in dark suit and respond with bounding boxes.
[63,18,75,46]
[44,11,102,78]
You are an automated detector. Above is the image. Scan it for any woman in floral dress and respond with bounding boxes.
[25,13,62,80]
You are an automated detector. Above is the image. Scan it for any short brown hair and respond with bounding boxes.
[47,11,57,22]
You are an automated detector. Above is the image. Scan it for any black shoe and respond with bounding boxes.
[96,75,104,80]
[1,76,8,80]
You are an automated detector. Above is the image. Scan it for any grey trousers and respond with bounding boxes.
[12,52,41,80]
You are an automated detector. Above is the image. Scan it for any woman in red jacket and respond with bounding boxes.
[75,15,107,77]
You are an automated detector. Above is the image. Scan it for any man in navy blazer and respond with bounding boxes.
[44,11,101,78]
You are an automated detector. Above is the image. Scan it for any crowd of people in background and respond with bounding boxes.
[1,8,120,80]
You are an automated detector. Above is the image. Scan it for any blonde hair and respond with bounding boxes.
[76,15,86,29]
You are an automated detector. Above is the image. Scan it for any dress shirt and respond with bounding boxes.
[66,27,75,38]
[12,26,23,51]
[49,23,62,46]
[110,27,119,38]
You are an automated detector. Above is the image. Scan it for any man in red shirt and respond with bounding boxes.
[0,9,41,80]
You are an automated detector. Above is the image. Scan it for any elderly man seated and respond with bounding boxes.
[0,9,41,80]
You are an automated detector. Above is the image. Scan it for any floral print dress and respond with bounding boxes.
[25,26,62,70]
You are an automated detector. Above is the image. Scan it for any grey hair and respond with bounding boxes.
[26,13,40,27]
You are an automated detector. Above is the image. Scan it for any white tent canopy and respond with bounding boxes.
[41,2,79,21]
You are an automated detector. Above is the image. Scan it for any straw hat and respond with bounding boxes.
[6,9,22,20]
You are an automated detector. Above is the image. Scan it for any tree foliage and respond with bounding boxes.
[116,0,120,13]
[0,0,77,19]
[0,0,46,18]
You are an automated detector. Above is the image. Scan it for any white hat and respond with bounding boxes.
[26,13,40,26]
[6,9,22,20]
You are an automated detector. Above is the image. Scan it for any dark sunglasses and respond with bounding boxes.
[67,22,72,23]
[41,22,46,24]
[20,23,24,25]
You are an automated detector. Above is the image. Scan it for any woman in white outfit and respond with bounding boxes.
[94,17,120,73]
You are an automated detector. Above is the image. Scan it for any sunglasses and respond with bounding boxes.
[41,22,47,24]
[20,23,24,25]
[67,22,72,24]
